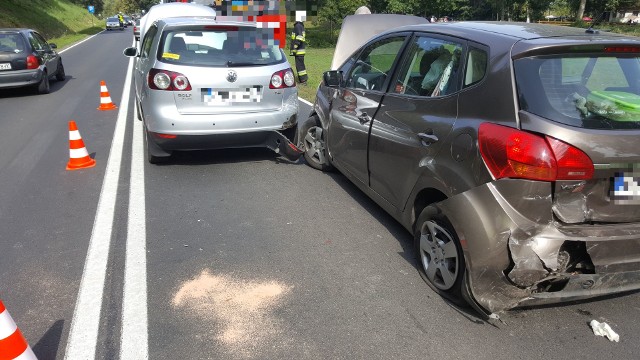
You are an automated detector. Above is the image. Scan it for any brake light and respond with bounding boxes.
[478,123,593,181]
[148,68,192,91]
[270,68,295,89]
[26,55,39,69]
[605,46,640,53]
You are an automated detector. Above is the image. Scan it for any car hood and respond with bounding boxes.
[330,14,428,70]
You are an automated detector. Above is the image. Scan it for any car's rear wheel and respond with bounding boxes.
[414,206,469,306]
[300,115,333,171]
[35,71,50,94]
[55,61,65,81]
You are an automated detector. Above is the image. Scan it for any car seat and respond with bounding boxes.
[169,37,187,53]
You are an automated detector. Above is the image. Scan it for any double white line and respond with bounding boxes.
[64,56,148,359]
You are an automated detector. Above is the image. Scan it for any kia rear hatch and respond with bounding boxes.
[514,43,640,224]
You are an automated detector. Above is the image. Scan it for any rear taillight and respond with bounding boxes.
[478,123,593,181]
[26,55,39,69]
[148,68,192,91]
[270,69,295,89]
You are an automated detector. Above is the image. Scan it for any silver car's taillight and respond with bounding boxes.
[283,70,295,87]
[270,68,296,89]
[270,73,283,88]
[153,72,171,90]
[148,68,192,91]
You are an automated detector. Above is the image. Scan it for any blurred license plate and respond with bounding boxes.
[611,173,640,204]
[201,86,262,105]
[0,63,11,70]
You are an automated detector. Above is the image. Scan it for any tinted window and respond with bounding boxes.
[27,32,44,51]
[392,36,462,96]
[0,33,25,53]
[515,54,640,129]
[158,27,284,67]
[345,36,406,91]
[33,32,51,51]
[464,48,487,87]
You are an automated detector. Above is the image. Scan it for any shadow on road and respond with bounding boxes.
[32,319,64,360]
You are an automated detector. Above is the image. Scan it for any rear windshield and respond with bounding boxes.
[157,27,284,67]
[0,33,25,53]
[515,53,640,129]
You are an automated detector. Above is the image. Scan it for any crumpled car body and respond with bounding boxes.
[303,18,640,315]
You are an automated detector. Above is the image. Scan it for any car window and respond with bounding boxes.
[392,35,462,97]
[141,25,158,59]
[27,32,44,51]
[0,33,25,53]
[464,48,487,87]
[345,36,406,92]
[515,53,640,129]
[33,32,51,51]
[157,27,284,67]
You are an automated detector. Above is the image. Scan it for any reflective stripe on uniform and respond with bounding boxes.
[297,70,307,76]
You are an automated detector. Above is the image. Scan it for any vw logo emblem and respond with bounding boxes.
[226,70,237,83]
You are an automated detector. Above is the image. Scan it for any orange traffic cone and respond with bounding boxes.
[0,299,38,360]
[97,80,117,111]
[66,120,96,171]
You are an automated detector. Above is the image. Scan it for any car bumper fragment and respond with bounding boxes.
[437,179,640,314]
[0,69,42,89]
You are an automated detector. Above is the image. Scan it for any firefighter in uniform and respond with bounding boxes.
[290,10,307,84]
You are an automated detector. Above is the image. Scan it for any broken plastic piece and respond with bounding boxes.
[590,320,620,342]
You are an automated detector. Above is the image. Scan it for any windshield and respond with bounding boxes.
[515,53,640,129]
[107,17,118,22]
[158,27,284,67]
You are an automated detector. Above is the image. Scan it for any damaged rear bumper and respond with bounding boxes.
[437,179,640,314]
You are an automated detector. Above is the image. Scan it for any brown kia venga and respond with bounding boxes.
[300,16,640,316]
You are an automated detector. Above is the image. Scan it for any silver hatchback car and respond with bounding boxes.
[124,17,299,163]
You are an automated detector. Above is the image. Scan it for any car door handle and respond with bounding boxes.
[358,112,371,124]
[418,132,438,146]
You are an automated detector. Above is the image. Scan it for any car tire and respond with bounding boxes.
[299,115,333,171]
[55,61,65,81]
[414,206,470,307]
[35,71,50,94]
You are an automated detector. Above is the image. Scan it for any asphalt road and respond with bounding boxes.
[1,28,640,360]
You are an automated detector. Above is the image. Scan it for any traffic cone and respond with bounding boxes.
[97,80,117,110]
[0,299,38,360]
[66,120,96,171]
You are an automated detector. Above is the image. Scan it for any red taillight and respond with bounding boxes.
[148,68,192,91]
[478,123,593,181]
[270,68,295,89]
[26,55,39,69]
[605,46,640,53]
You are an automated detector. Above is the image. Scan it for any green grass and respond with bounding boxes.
[288,47,334,102]
[0,0,103,48]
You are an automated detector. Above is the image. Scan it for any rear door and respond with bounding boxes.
[327,35,409,184]
[368,34,463,210]
[514,45,640,224]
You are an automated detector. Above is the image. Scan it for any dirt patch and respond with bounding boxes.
[172,269,293,357]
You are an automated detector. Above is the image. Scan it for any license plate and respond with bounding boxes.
[0,63,11,70]
[611,172,640,204]
[201,86,262,105]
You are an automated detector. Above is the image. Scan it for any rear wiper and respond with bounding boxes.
[227,61,257,67]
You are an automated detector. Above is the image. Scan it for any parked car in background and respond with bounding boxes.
[0,28,65,94]
[301,16,640,316]
[124,17,300,163]
[133,19,140,41]
[106,17,123,31]
[123,15,133,26]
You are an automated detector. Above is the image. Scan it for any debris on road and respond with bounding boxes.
[590,320,620,342]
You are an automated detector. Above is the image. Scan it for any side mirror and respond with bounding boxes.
[323,70,342,88]
[123,47,138,57]
[49,43,57,49]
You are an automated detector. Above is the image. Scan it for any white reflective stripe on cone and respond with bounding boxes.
[101,97,113,104]
[14,346,38,360]
[69,130,81,141]
[100,85,108,91]
[70,147,90,158]
[0,309,18,340]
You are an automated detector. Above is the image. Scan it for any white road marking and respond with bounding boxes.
[58,31,104,54]
[120,102,149,359]
[298,97,313,106]
[64,57,134,360]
